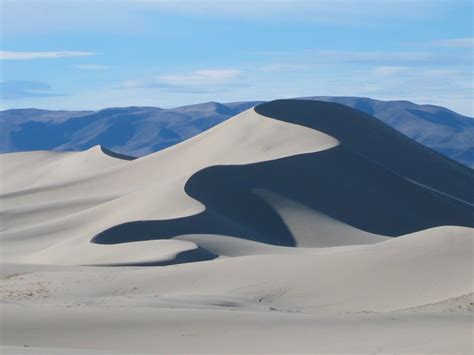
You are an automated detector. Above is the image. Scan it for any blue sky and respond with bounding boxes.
[1,0,473,115]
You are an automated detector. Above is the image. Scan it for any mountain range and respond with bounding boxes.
[1,97,472,167]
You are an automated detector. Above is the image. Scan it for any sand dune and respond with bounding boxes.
[1,100,473,353]
[1,226,472,353]
[1,106,341,264]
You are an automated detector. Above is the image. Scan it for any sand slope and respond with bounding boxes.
[0,100,473,353]
[1,226,472,353]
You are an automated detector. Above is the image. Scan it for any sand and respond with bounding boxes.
[1,100,473,353]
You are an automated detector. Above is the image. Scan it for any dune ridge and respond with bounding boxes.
[1,100,473,353]
[0,106,341,265]
[1,100,473,265]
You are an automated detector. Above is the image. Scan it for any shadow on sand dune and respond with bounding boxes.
[92,246,218,267]
[92,100,474,247]
[100,146,137,161]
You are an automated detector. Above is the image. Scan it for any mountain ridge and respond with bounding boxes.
[1,97,472,167]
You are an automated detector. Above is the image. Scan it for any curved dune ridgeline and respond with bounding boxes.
[92,100,474,246]
[255,100,474,204]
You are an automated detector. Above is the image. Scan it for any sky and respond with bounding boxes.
[0,0,473,115]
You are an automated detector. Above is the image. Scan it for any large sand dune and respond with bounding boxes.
[1,100,473,353]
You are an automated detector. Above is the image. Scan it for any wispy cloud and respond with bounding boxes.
[76,64,109,70]
[160,69,242,86]
[261,64,308,72]
[121,69,245,92]
[319,51,432,63]
[0,80,64,99]
[257,50,433,65]
[372,66,411,76]
[0,51,94,60]
[430,38,474,48]
[371,66,463,80]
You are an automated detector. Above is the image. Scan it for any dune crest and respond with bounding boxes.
[1,100,473,354]
[1,101,473,266]
[0,107,341,264]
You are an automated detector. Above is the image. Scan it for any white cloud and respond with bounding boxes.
[315,50,432,63]
[121,69,245,92]
[160,69,242,86]
[0,80,63,99]
[76,64,109,70]
[257,50,434,65]
[0,51,94,60]
[371,66,464,81]
[372,66,410,76]
[261,64,308,72]
[430,38,474,48]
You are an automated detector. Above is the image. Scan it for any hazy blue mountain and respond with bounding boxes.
[0,102,263,157]
[0,98,472,167]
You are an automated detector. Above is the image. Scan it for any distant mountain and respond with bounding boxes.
[0,102,262,157]
[0,97,472,167]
